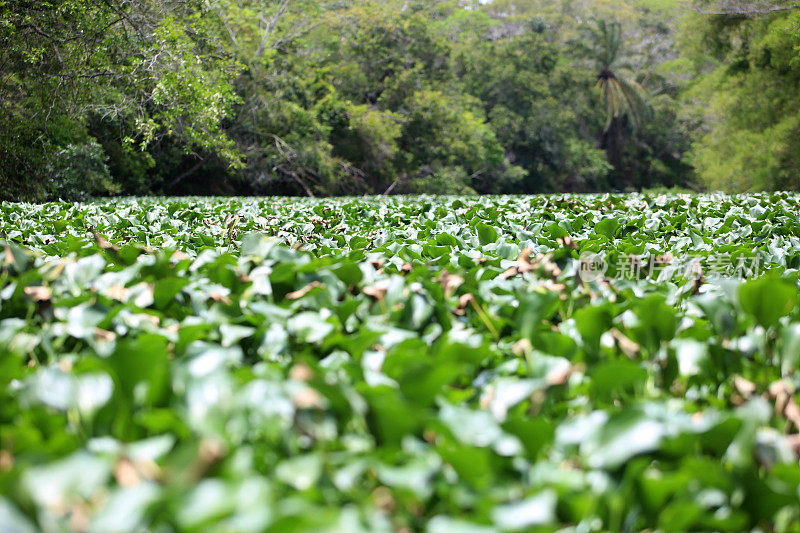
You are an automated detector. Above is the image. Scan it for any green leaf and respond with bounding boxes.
[109,334,169,404]
[574,305,614,353]
[153,277,188,309]
[240,232,274,257]
[288,311,335,343]
[476,223,498,246]
[332,262,363,285]
[739,276,798,328]
[595,218,620,239]
[591,360,647,397]
[492,490,557,530]
[276,454,323,491]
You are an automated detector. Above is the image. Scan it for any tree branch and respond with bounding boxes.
[168,158,206,189]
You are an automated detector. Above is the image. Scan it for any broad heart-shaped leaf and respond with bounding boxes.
[153,277,189,309]
[581,409,665,469]
[219,323,255,347]
[574,304,614,354]
[175,478,240,529]
[21,367,113,415]
[90,483,162,532]
[476,223,498,246]
[517,292,560,340]
[287,311,334,343]
[437,442,494,491]
[502,417,553,460]
[376,453,441,498]
[694,292,737,337]
[1,241,33,273]
[738,276,798,328]
[594,218,620,239]
[359,384,420,447]
[332,261,363,285]
[672,339,708,377]
[381,339,464,406]
[591,360,647,398]
[108,334,170,405]
[630,294,679,353]
[239,232,274,257]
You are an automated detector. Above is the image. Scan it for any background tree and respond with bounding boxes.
[581,19,650,190]
[17,0,792,199]
[0,0,242,201]
[453,15,610,192]
[680,1,800,191]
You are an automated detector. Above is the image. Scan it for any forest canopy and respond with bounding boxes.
[2,0,800,200]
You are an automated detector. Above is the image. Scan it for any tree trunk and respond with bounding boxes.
[601,117,633,191]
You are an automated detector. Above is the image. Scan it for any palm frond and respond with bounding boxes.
[596,72,650,132]
[587,18,650,132]
[582,18,623,70]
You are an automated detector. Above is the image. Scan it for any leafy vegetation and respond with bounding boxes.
[3,193,800,531]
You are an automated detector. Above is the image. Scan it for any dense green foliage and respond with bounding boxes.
[3,194,800,530]
[0,0,242,200]
[682,2,800,191]
[0,0,749,200]
[4,0,800,198]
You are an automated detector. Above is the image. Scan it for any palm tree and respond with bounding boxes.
[583,19,649,189]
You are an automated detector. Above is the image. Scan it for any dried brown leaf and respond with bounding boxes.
[24,285,51,301]
[546,365,574,387]
[93,230,118,252]
[437,270,465,298]
[512,338,532,357]
[286,281,323,300]
[289,363,314,382]
[292,386,324,409]
[610,328,640,358]
[94,328,117,343]
[0,449,13,472]
[733,376,757,398]
[363,285,387,301]
[454,293,474,316]
[209,291,232,305]
[114,457,141,487]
